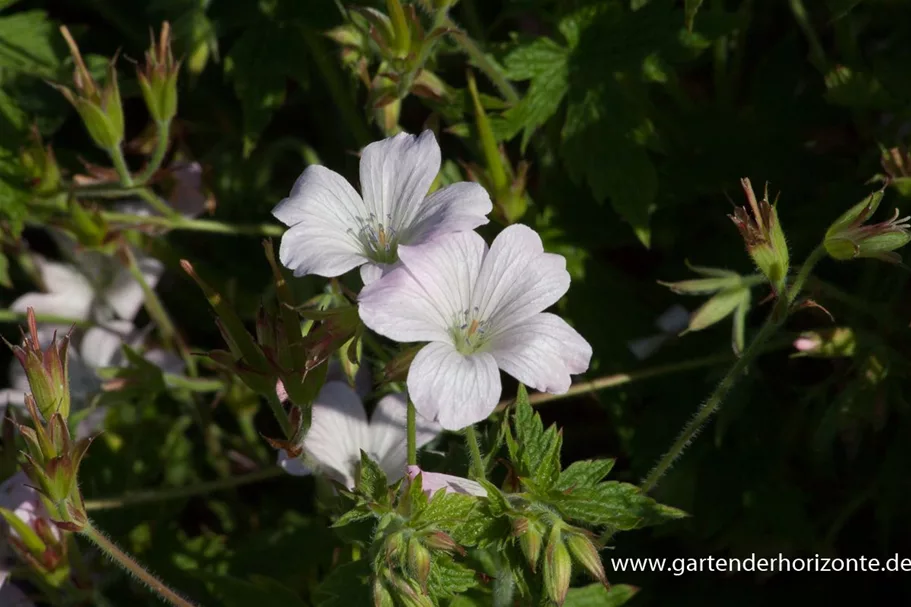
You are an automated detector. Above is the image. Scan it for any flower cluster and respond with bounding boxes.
[273,130,592,478]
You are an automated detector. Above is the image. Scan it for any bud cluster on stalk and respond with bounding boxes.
[729,178,789,295]
[137,21,181,125]
[823,188,911,263]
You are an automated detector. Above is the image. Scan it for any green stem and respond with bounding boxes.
[407,398,417,466]
[445,18,520,104]
[136,187,181,220]
[136,119,171,184]
[640,245,827,492]
[81,522,196,606]
[266,392,294,439]
[84,467,284,510]
[163,374,224,392]
[464,424,486,480]
[0,310,91,327]
[788,0,827,72]
[102,211,285,237]
[107,145,134,187]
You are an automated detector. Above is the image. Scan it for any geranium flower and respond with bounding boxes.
[358,224,592,430]
[279,381,440,488]
[406,466,487,497]
[273,130,492,284]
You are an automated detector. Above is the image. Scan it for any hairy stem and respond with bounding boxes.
[81,522,195,606]
[444,17,520,104]
[137,119,171,183]
[641,245,827,492]
[464,424,486,481]
[84,467,284,510]
[407,398,417,466]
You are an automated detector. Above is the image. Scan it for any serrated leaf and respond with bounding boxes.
[511,385,563,491]
[315,560,373,607]
[357,450,388,501]
[552,481,688,529]
[503,37,569,150]
[555,459,616,491]
[413,489,478,529]
[478,480,512,517]
[427,555,478,600]
[0,10,64,77]
[565,583,639,607]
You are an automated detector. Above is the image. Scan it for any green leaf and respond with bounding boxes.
[552,481,688,529]
[427,555,479,600]
[0,10,64,77]
[315,560,373,607]
[555,459,616,491]
[684,287,749,333]
[564,583,639,607]
[356,450,388,500]
[503,37,569,150]
[413,489,478,529]
[196,572,307,606]
[510,384,563,491]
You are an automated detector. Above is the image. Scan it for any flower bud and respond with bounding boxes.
[422,530,463,555]
[5,309,71,420]
[565,529,608,588]
[729,178,789,293]
[513,516,544,572]
[793,327,856,358]
[824,189,911,263]
[137,22,180,124]
[407,538,432,589]
[372,576,395,607]
[390,575,433,607]
[57,27,125,150]
[544,524,572,606]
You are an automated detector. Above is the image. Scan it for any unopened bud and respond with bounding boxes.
[824,189,911,263]
[729,178,789,294]
[565,530,608,588]
[137,22,180,124]
[5,309,71,420]
[513,517,544,572]
[373,576,395,607]
[422,530,463,555]
[543,525,572,606]
[407,538,431,589]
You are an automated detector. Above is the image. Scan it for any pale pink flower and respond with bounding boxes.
[273,130,492,285]
[278,382,440,488]
[406,466,487,497]
[358,224,592,430]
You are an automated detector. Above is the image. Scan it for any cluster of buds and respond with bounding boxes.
[137,22,181,125]
[823,188,911,263]
[2,310,92,534]
[729,178,790,295]
[56,27,125,151]
[659,263,762,354]
[0,471,71,589]
[511,515,608,606]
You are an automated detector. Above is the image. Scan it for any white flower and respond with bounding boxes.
[280,381,440,488]
[273,130,492,285]
[406,466,487,497]
[358,224,592,430]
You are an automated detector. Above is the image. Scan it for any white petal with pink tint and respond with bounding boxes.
[406,466,487,497]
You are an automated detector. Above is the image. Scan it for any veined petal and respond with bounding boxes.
[359,261,395,286]
[274,166,370,277]
[396,230,487,326]
[369,393,441,481]
[79,321,133,369]
[407,342,501,431]
[277,449,312,477]
[472,224,570,331]
[302,381,371,489]
[104,254,164,321]
[489,313,591,394]
[359,130,439,232]
[358,266,453,344]
[403,182,492,245]
[406,466,488,497]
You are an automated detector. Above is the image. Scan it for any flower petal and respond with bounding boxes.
[359,261,395,286]
[105,254,164,321]
[302,381,371,488]
[11,260,94,321]
[79,323,132,369]
[369,393,441,481]
[359,130,439,232]
[489,313,591,394]
[407,342,501,430]
[277,449,312,477]
[406,466,488,497]
[404,181,492,245]
[274,165,370,277]
[472,224,570,331]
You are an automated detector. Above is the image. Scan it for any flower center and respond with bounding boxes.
[451,307,490,354]
[349,213,399,264]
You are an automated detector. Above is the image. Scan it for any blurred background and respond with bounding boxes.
[2,0,911,604]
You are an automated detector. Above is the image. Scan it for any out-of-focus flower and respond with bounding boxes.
[626,305,689,360]
[358,225,592,430]
[273,131,491,285]
[405,466,487,497]
[278,382,439,488]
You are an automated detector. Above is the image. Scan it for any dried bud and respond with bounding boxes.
[543,524,572,606]
[56,27,124,150]
[137,22,180,124]
[4,309,71,420]
[565,529,609,588]
[824,189,911,263]
[729,178,789,293]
